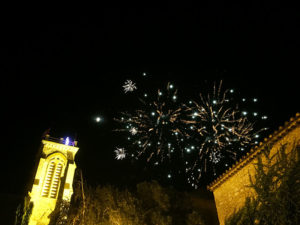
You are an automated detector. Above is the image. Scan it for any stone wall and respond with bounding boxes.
[208,113,300,225]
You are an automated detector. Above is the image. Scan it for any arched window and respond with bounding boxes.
[41,157,65,198]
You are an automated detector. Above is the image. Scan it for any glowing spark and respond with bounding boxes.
[123,80,137,93]
[129,127,138,135]
[242,111,248,116]
[115,147,126,160]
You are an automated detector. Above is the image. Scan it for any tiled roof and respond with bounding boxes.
[207,113,300,192]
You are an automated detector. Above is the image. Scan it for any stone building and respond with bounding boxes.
[28,135,79,225]
[207,113,300,225]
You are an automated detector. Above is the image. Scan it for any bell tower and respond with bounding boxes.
[28,134,79,225]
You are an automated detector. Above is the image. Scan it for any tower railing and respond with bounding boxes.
[43,135,77,146]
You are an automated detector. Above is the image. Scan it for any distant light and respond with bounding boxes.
[167,174,171,178]
[242,98,246,102]
[253,98,258,102]
[158,91,163,96]
[173,95,177,100]
[213,100,217,104]
[253,112,258,116]
[96,117,102,122]
[144,93,148,97]
[262,116,268,120]
[151,112,155,116]
[189,101,193,104]
[230,89,234,93]
[169,84,174,89]
[142,72,147,76]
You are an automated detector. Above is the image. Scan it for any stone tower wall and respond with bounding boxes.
[28,138,79,225]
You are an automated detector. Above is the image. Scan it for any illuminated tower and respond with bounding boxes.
[28,135,79,225]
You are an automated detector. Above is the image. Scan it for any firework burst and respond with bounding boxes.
[114,78,268,188]
[115,147,126,160]
[182,81,267,187]
[114,82,190,164]
[123,80,137,93]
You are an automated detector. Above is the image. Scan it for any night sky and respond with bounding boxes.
[1,6,299,199]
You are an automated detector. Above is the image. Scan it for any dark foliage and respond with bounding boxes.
[49,178,208,225]
[226,143,300,225]
[14,196,33,225]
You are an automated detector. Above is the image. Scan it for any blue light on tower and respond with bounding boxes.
[65,137,70,146]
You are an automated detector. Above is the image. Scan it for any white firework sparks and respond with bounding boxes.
[123,80,137,93]
[115,82,188,163]
[129,127,138,135]
[115,147,126,160]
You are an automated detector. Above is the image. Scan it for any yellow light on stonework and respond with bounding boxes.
[28,137,79,225]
